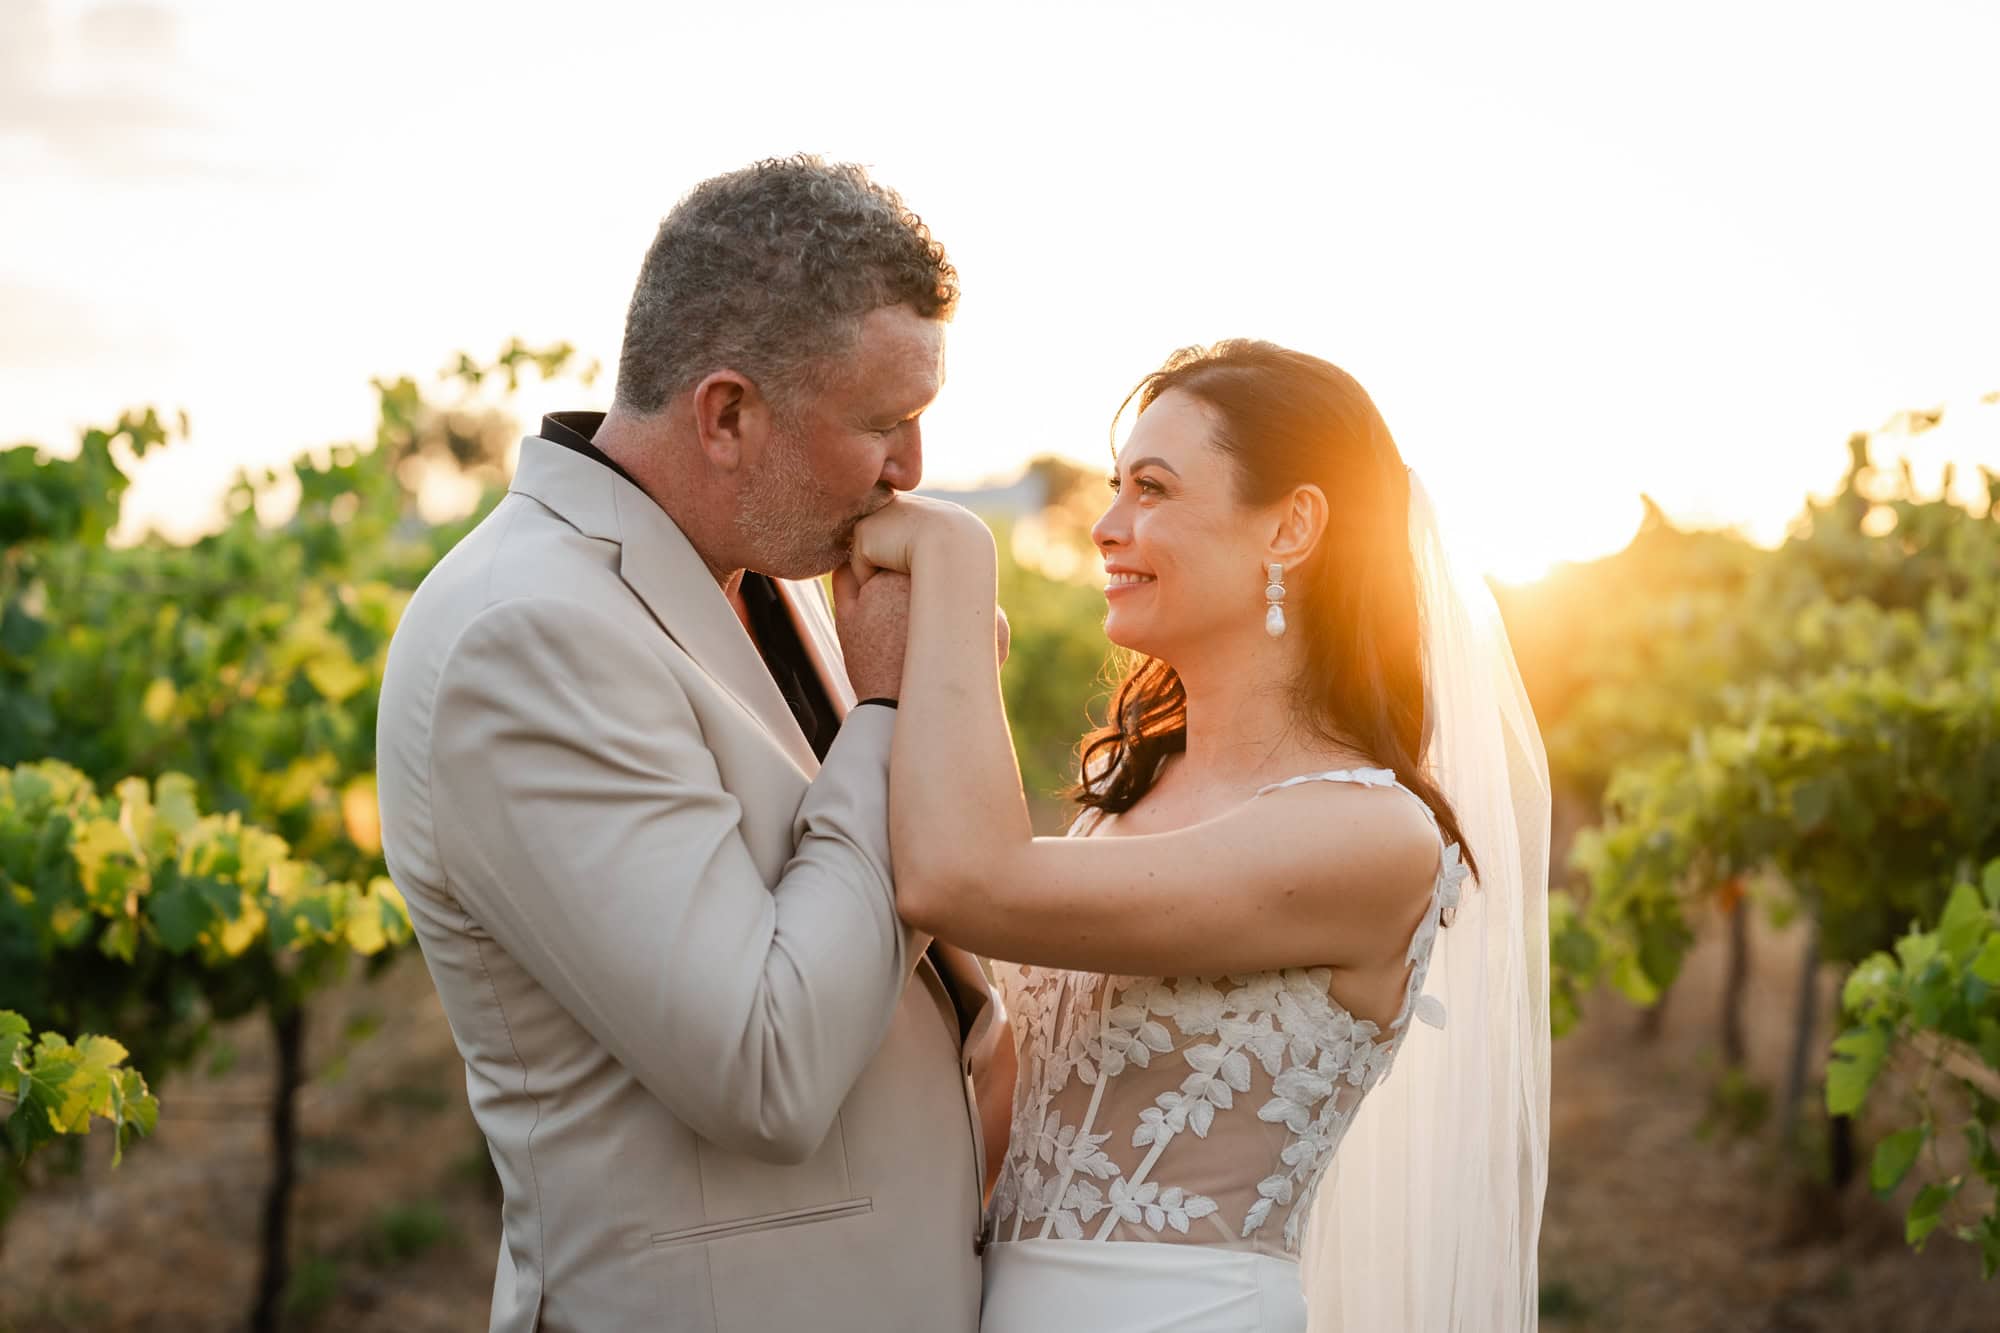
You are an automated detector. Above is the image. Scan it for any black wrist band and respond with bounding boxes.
[855,697,900,710]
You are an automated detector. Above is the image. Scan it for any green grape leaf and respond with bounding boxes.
[1842,952,1901,1017]
[347,878,411,957]
[98,915,139,963]
[140,678,176,726]
[1936,882,1988,963]
[1827,1026,1889,1116]
[71,816,141,911]
[1983,859,2000,911]
[4,1090,57,1158]
[1608,953,1662,1007]
[1907,1180,1957,1248]
[277,894,338,951]
[303,653,368,704]
[113,777,154,849]
[1971,935,2000,987]
[1871,1124,1928,1195]
[0,1011,28,1097]
[52,1035,125,1134]
[1637,915,1692,991]
[153,774,201,836]
[236,827,291,890]
[0,1021,154,1166]
[1908,959,1957,1031]
[146,876,218,953]
[1896,930,1942,977]
[106,1068,158,1165]
[1959,1208,2000,1281]
[8,1039,81,1155]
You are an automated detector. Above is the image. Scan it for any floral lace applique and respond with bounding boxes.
[987,769,1466,1256]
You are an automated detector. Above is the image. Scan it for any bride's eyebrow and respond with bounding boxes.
[1121,456,1181,478]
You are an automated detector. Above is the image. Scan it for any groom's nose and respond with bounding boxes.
[879,422,923,492]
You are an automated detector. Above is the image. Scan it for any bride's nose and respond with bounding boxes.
[1091,503,1128,553]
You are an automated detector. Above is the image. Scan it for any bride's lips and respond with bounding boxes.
[1104,568,1156,598]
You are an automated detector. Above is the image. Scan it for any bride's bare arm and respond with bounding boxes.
[866,502,1439,977]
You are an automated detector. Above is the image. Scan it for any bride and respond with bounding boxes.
[847,340,1551,1332]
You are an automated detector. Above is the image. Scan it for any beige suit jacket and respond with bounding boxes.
[376,434,995,1332]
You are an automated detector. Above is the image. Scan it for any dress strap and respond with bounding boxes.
[1253,766,1399,796]
[1254,768,1440,834]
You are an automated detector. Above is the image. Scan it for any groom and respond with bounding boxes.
[376,157,999,1332]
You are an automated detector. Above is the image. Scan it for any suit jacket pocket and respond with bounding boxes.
[649,1196,874,1249]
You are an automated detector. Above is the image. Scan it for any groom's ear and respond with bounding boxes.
[1267,483,1329,567]
[690,371,770,472]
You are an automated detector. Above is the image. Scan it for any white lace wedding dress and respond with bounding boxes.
[980,768,1468,1332]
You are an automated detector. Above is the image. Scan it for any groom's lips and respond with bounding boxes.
[836,495,890,543]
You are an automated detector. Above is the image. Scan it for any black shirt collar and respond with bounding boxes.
[539,411,641,492]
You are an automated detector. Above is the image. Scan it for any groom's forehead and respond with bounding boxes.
[839,308,946,401]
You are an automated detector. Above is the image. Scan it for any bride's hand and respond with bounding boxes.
[847,494,990,580]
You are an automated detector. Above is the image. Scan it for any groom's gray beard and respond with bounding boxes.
[735,428,889,579]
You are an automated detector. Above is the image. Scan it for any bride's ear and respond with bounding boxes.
[1266,483,1329,568]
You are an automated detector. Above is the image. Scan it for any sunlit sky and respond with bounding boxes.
[5,0,1998,581]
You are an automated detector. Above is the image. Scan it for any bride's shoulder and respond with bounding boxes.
[1242,771,1442,901]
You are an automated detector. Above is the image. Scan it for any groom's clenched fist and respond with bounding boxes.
[833,564,913,701]
[831,564,1011,703]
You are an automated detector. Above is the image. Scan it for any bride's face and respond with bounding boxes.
[1092,389,1278,662]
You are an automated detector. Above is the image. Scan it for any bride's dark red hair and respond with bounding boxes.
[1069,340,1476,876]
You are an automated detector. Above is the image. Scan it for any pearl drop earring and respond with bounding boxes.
[1264,563,1287,638]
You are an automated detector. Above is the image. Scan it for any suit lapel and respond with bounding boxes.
[508,435,820,779]
[616,502,821,778]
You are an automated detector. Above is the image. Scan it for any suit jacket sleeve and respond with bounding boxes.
[427,595,908,1164]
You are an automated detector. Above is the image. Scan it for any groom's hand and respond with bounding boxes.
[832,564,912,701]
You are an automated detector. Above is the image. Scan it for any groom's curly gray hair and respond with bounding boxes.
[614,155,959,419]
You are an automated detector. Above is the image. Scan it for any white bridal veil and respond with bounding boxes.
[1301,471,1554,1331]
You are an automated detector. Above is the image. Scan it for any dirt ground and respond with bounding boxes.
[2,912,1995,1332]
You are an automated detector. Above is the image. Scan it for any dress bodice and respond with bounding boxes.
[985,769,1468,1260]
